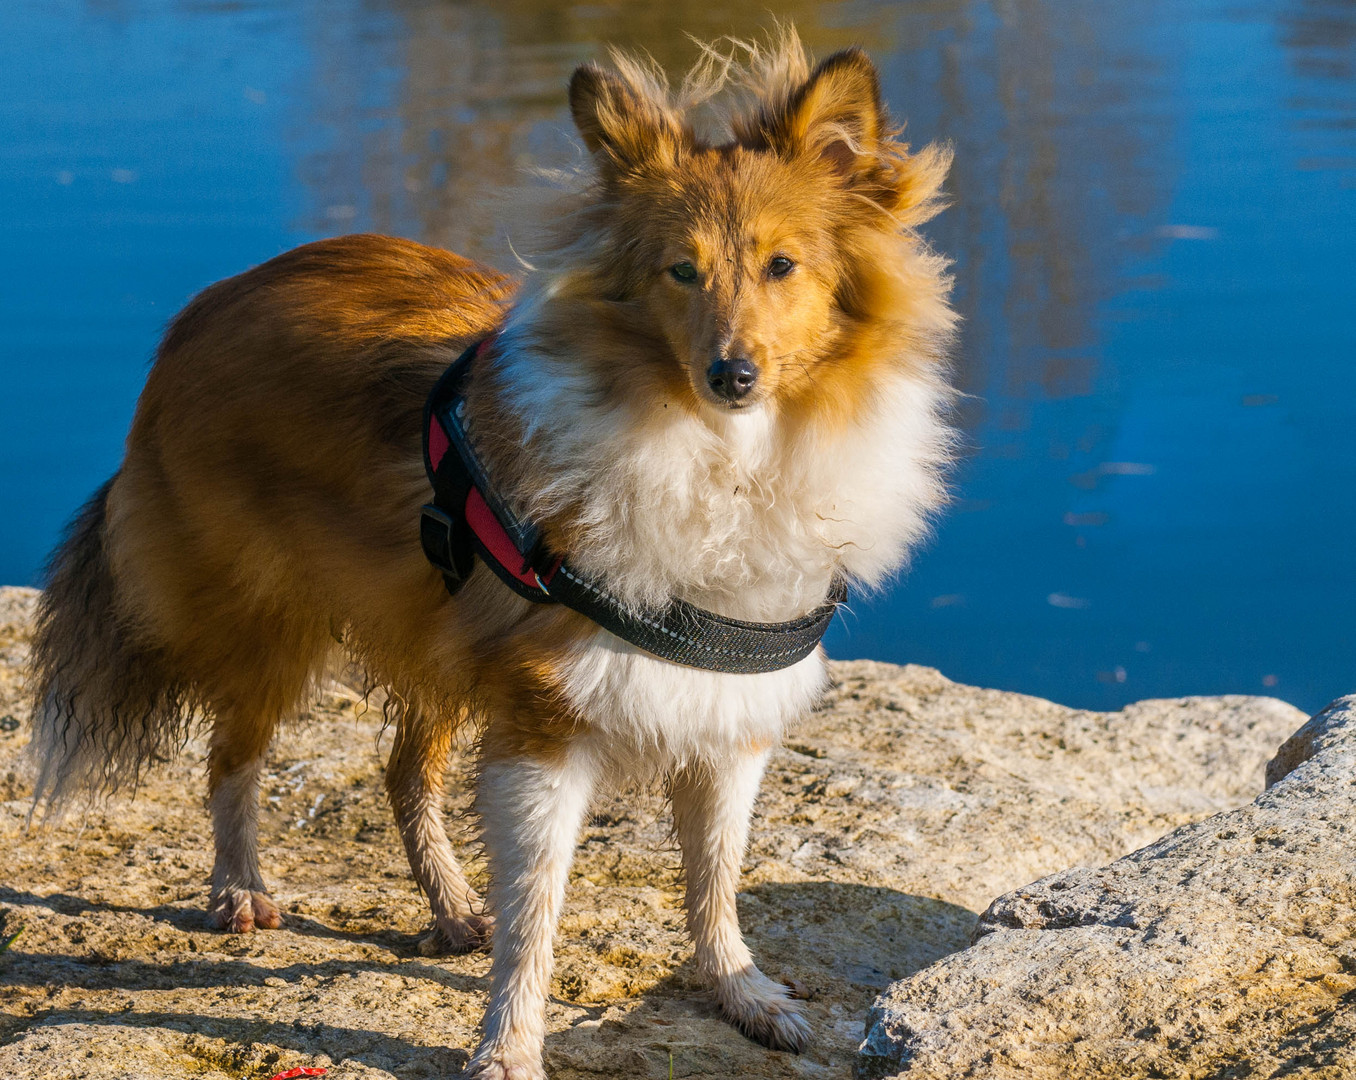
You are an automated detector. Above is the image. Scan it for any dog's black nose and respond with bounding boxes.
[706,357,759,402]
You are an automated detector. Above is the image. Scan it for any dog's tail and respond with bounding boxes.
[26,477,193,817]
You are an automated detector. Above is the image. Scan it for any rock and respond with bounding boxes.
[0,586,1308,1079]
[859,696,1356,1080]
[1265,700,1351,788]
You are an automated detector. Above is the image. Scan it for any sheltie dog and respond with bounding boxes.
[26,29,955,1079]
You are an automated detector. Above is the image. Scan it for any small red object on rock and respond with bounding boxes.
[267,1069,326,1080]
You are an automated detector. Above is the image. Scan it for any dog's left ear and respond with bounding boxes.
[749,48,950,221]
[756,49,884,177]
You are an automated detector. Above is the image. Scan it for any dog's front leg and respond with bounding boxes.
[671,750,811,1053]
[467,744,599,1080]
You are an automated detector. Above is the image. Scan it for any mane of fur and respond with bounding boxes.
[483,28,958,624]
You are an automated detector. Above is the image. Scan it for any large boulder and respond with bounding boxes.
[859,697,1356,1079]
[0,586,1308,1079]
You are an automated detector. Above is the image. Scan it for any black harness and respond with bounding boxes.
[419,341,846,674]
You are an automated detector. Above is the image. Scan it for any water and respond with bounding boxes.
[2,0,1352,713]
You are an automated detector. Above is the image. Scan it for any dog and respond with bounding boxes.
[26,29,955,1079]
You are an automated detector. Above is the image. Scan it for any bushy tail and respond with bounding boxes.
[26,477,195,816]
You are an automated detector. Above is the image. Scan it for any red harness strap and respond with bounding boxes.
[427,415,451,472]
[464,487,560,590]
[427,337,492,472]
[423,335,559,597]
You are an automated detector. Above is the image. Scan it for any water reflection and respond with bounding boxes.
[2,0,1352,710]
[1277,0,1356,174]
[298,1,884,259]
[1280,0,1356,85]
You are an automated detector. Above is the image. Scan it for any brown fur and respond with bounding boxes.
[122,235,514,720]
[29,234,533,941]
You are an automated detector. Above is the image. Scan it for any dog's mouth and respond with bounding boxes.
[697,390,764,413]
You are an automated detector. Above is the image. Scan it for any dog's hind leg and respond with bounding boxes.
[386,706,491,954]
[207,701,284,933]
[198,612,327,934]
[671,750,812,1053]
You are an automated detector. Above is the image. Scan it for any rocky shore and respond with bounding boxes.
[0,585,1348,1079]
[859,695,1356,1079]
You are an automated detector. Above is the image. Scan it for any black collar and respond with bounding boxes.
[419,341,846,674]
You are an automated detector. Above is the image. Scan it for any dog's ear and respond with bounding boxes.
[747,48,949,221]
[570,63,680,175]
[757,48,884,178]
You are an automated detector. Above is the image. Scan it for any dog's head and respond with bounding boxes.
[554,34,953,426]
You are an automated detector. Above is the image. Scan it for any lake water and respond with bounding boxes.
[2,0,1352,713]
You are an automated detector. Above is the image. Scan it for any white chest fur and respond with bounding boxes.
[491,329,952,767]
[497,341,952,621]
[561,630,828,771]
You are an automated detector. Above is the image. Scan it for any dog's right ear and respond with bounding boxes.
[569,64,679,175]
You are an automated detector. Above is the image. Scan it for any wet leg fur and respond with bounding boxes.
[385,706,491,954]
[672,752,811,1053]
[145,569,333,935]
[206,707,283,932]
[466,745,599,1080]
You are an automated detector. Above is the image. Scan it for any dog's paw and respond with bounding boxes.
[209,888,282,933]
[418,913,494,956]
[463,1042,544,1080]
[717,968,813,1053]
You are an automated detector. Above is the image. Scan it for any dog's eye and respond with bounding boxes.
[767,256,795,279]
[669,261,698,283]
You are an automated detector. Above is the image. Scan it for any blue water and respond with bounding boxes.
[2,0,1352,713]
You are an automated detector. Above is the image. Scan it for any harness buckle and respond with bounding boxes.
[420,503,472,595]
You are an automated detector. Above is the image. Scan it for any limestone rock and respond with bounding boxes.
[859,696,1356,1080]
[0,586,1307,1078]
